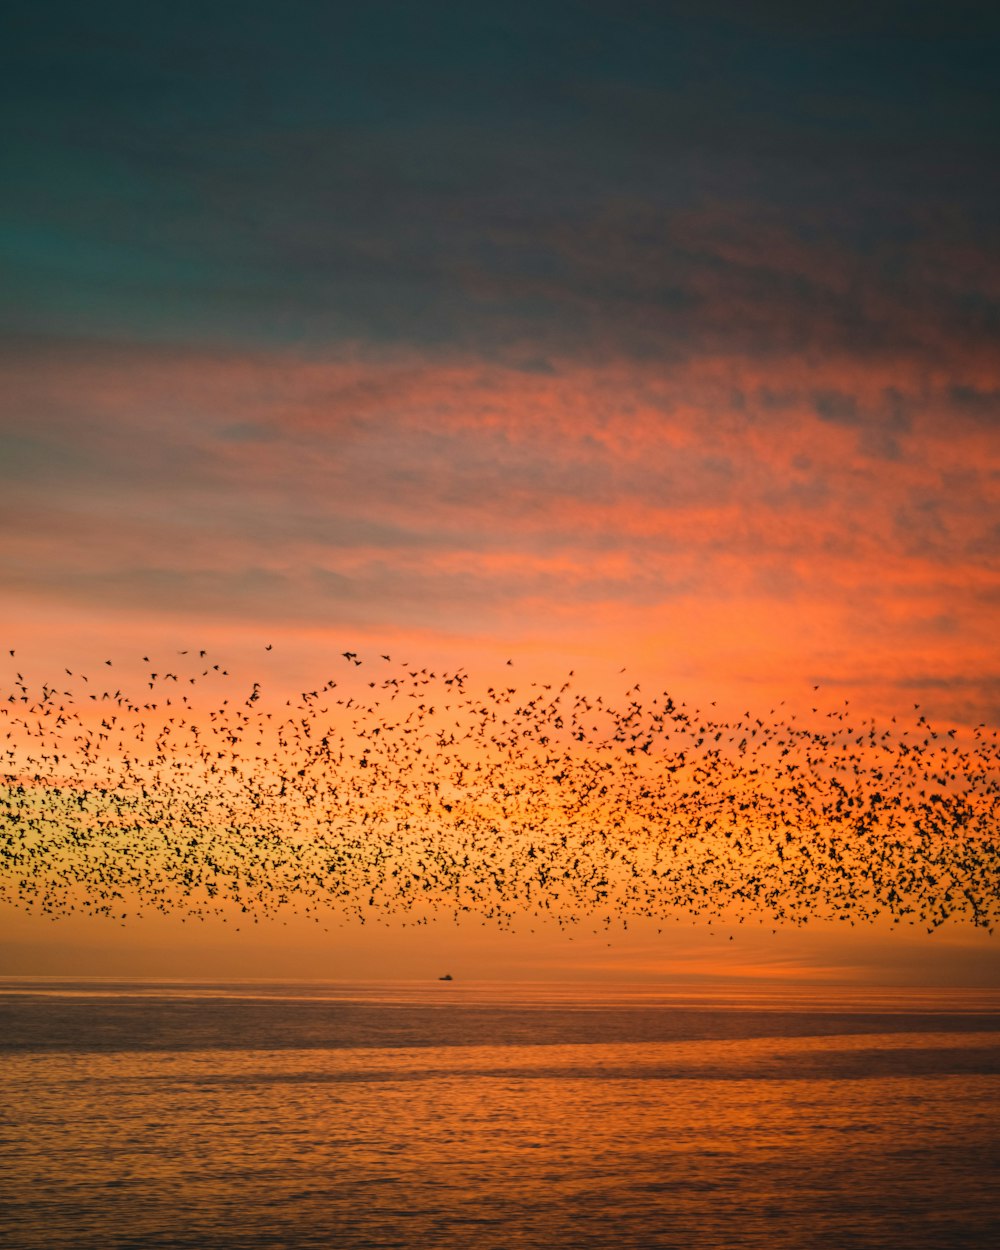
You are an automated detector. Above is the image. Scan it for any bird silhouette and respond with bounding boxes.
[0,644,996,935]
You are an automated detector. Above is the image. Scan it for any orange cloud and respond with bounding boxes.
[2,337,997,726]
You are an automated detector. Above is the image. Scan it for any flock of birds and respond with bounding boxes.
[1,645,997,934]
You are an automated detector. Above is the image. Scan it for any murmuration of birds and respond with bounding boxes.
[1,647,997,934]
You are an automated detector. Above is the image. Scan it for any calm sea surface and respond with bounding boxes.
[2,980,999,1249]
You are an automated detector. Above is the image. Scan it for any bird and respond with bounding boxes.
[1,643,995,937]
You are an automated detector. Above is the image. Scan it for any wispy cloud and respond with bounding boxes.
[2,338,996,719]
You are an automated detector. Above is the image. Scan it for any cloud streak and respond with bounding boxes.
[2,338,996,720]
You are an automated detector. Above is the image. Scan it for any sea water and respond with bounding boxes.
[2,980,999,1249]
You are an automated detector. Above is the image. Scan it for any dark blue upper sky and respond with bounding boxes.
[4,0,1000,360]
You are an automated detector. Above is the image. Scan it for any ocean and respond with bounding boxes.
[2,980,999,1249]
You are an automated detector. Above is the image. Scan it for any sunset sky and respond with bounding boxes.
[2,1,998,985]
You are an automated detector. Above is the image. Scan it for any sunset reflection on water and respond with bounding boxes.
[3,982,999,1249]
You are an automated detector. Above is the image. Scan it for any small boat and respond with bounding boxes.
[438,973,453,981]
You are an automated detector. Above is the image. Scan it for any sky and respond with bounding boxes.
[2,0,998,986]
